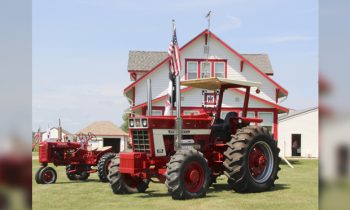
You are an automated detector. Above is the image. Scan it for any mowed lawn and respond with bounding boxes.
[32,158,318,210]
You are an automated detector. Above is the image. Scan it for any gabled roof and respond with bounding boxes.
[124,29,287,97]
[279,107,318,121]
[128,51,168,71]
[241,54,274,75]
[77,121,127,136]
[128,51,274,75]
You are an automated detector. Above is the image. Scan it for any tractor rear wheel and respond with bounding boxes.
[223,126,280,192]
[35,166,45,184]
[97,152,116,182]
[38,166,57,184]
[165,149,210,200]
[66,165,90,181]
[108,154,149,194]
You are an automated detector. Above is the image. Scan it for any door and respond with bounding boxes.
[103,138,120,153]
[291,134,301,156]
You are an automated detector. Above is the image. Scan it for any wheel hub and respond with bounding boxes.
[189,170,200,183]
[248,141,274,183]
[249,145,267,178]
[183,162,205,193]
[43,171,54,183]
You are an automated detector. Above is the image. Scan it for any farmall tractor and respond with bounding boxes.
[35,132,116,184]
[108,77,280,199]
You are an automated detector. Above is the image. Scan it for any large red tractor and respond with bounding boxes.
[35,132,116,184]
[108,77,280,199]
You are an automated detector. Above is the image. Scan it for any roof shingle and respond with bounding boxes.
[127,51,273,75]
[77,121,127,136]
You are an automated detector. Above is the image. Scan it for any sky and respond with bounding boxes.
[32,0,318,132]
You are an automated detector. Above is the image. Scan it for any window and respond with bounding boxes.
[201,62,211,78]
[184,110,200,115]
[146,110,163,116]
[214,62,225,78]
[258,112,274,133]
[187,62,198,80]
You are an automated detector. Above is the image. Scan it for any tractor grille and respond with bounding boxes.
[132,130,150,153]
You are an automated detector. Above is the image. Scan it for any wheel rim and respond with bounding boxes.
[248,141,274,183]
[183,161,205,193]
[43,170,55,183]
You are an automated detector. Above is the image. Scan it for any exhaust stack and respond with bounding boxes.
[147,79,152,116]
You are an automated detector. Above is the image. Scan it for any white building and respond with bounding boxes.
[77,121,128,153]
[124,29,289,140]
[42,127,74,142]
[278,107,319,158]
[321,116,350,181]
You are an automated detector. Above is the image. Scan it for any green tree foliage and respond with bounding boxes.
[120,109,130,133]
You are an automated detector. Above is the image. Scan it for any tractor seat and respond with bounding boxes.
[211,112,238,140]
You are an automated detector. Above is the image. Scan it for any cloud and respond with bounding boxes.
[216,15,242,32]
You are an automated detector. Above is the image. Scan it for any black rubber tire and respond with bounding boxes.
[39,166,57,184]
[208,174,218,186]
[165,149,210,200]
[97,152,116,182]
[35,166,45,184]
[66,165,90,181]
[108,154,149,194]
[223,126,280,193]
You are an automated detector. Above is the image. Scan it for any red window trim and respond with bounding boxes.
[185,58,227,80]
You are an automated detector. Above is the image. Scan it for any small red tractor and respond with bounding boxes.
[35,132,116,184]
[108,77,280,199]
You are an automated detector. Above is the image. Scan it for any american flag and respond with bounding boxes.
[164,21,181,116]
[168,23,181,76]
[34,128,42,143]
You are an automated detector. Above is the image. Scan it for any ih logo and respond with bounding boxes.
[202,90,219,106]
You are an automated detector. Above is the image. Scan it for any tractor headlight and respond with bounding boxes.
[129,119,134,127]
[135,119,141,127]
[142,119,148,127]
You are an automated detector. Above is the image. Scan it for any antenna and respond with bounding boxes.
[205,11,212,64]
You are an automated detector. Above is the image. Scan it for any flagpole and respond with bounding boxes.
[173,20,182,151]
[206,11,211,63]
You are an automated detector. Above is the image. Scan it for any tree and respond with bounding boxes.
[120,109,130,133]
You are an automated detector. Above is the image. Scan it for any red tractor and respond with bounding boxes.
[35,132,116,184]
[108,77,280,199]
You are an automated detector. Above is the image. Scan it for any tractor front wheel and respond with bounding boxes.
[38,166,57,184]
[66,165,90,181]
[165,149,210,200]
[108,154,149,194]
[223,126,280,192]
[97,152,116,182]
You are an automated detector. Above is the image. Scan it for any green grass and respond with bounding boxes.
[32,159,318,210]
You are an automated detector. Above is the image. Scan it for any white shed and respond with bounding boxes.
[42,127,74,142]
[77,121,128,153]
[278,107,319,158]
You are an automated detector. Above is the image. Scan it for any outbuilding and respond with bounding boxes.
[278,107,319,158]
[77,121,128,153]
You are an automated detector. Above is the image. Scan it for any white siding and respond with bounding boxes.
[278,109,319,158]
[153,88,271,108]
[133,32,280,108]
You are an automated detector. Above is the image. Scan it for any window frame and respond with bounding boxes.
[200,61,212,78]
[214,62,225,78]
[185,59,227,80]
[186,61,198,80]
